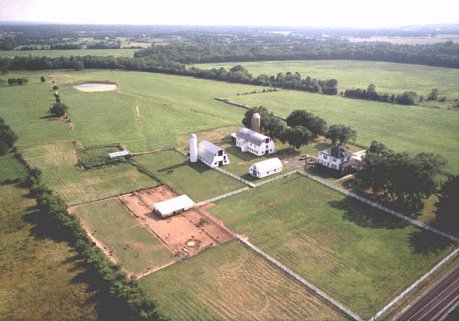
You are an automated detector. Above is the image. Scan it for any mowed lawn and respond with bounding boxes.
[0,158,98,321]
[133,150,246,202]
[74,199,175,275]
[208,174,456,318]
[225,90,459,174]
[19,141,157,205]
[140,240,348,321]
[196,60,459,99]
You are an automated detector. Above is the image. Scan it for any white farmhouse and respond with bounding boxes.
[249,157,283,179]
[317,146,366,172]
[198,140,230,168]
[235,127,276,156]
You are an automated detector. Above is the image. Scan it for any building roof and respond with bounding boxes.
[154,195,195,216]
[320,146,349,159]
[236,127,269,146]
[198,140,223,162]
[351,150,366,161]
[251,157,283,173]
[108,150,130,158]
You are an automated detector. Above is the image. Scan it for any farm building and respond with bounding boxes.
[153,195,195,218]
[235,127,276,156]
[198,140,230,168]
[108,150,130,160]
[317,146,366,172]
[249,157,283,179]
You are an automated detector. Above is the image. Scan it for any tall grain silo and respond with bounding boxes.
[251,113,261,133]
[189,134,198,162]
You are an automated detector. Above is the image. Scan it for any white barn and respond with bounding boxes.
[249,157,283,179]
[235,127,276,156]
[108,150,130,160]
[198,140,230,168]
[153,195,195,218]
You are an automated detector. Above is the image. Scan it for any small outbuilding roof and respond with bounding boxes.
[250,157,283,173]
[236,127,269,146]
[109,150,130,159]
[153,195,195,217]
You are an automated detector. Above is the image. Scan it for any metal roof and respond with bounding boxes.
[198,140,223,163]
[250,157,283,173]
[236,127,269,146]
[154,195,195,217]
[108,150,130,158]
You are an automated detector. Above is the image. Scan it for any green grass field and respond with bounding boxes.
[140,240,348,321]
[196,60,459,99]
[223,89,459,174]
[0,154,28,182]
[0,48,138,58]
[133,150,246,202]
[19,141,157,205]
[208,174,456,318]
[0,159,98,321]
[74,199,175,275]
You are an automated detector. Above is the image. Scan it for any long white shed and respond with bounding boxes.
[153,195,195,218]
[249,157,283,179]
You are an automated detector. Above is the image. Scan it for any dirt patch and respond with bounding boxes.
[74,83,117,92]
[118,186,234,257]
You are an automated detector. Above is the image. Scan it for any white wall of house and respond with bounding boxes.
[235,128,276,157]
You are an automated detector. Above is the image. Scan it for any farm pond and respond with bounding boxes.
[74,83,117,92]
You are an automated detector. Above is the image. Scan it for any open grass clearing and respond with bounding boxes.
[196,60,459,100]
[208,174,457,319]
[222,89,459,174]
[0,181,99,321]
[20,141,157,205]
[73,198,175,275]
[140,240,348,321]
[133,150,246,202]
[0,154,28,182]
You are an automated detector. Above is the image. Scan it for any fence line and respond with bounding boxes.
[253,170,298,187]
[196,187,250,206]
[213,166,256,188]
[237,235,364,321]
[369,247,459,321]
[296,171,459,243]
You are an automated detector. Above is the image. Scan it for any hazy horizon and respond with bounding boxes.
[1,0,458,28]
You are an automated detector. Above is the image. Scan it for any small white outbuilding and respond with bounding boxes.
[153,195,195,218]
[108,150,130,160]
[249,157,283,179]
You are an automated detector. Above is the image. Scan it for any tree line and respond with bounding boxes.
[16,156,169,321]
[242,107,357,150]
[344,84,420,105]
[0,117,18,155]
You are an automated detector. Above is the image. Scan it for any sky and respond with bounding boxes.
[0,0,458,28]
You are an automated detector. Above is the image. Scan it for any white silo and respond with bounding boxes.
[251,113,261,133]
[189,134,198,162]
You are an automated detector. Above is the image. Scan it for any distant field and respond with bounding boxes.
[344,35,459,45]
[74,198,174,275]
[140,240,347,321]
[133,150,245,202]
[223,89,459,174]
[0,48,138,58]
[209,174,456,318]
[20,141,157,205]
[196,60,459,99]
[0,168,98,321]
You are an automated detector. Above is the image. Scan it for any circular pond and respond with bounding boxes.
[74,83,117,92]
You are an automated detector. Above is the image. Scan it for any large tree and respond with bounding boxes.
[279,126,312,150]
[49,102,68,117]
[0,117,18,155]
[325,124,357,145]
[286,109,327,138]
[242,106,271,130]
[434,175,459,234]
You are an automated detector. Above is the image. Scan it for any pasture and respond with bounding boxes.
[0,154,28,182]
[19,141,157,205]
[208,174,456,318]
[196,60,459,99]
[140,240,348,321]
[132,150,246,202]
[222,89,459,174]
[0,160,98,321]
[73,198,175,275]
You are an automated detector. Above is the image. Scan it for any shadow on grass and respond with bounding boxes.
[328,197,409,229]
[409,229,453,254]
[158,160,211,174]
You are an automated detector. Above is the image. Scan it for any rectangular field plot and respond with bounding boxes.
[133,150,245,202]
[73,198,175,275]
[20,141,158,205]
[208,174,456,318]
[140,240,348,321]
